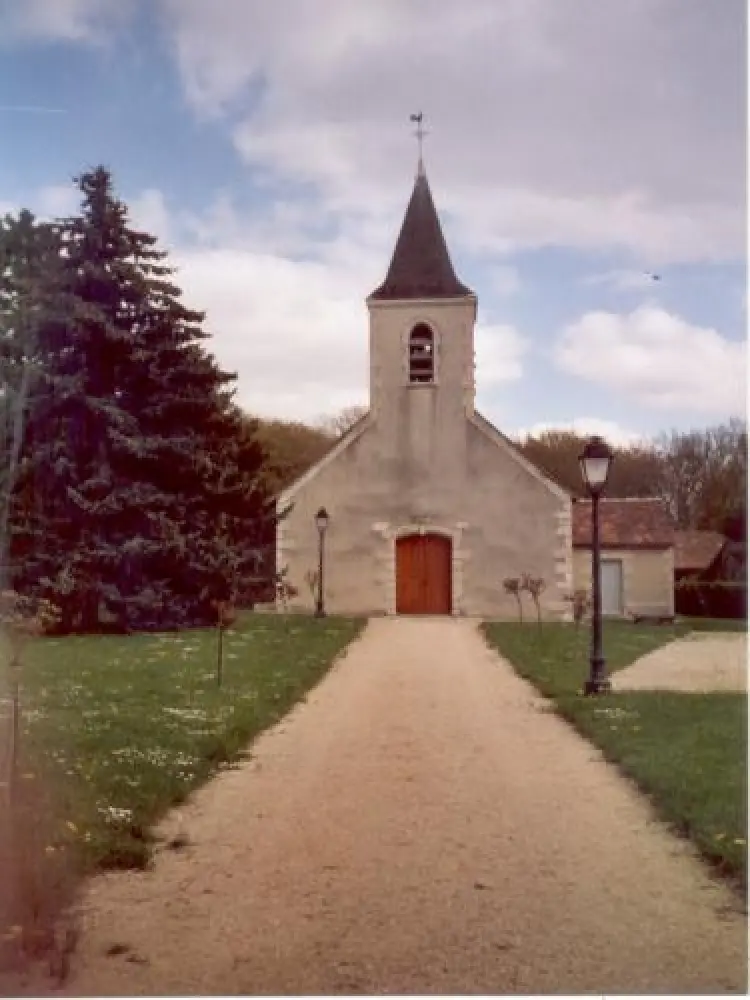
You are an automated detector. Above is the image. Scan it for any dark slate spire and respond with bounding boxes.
[369,167,473,301]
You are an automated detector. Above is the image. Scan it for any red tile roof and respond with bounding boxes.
[674,530,727,572]
[573,498,675,549]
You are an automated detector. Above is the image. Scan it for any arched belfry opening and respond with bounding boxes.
[408,323,435,383]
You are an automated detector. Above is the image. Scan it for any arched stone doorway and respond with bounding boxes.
[395,533,452,614]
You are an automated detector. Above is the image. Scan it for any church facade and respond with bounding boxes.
[276,162,574,619]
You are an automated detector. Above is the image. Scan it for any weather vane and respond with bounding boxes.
[410,112,428,173]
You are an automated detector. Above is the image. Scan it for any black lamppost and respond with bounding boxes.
[579,436,614,695]
[314,507,329,617]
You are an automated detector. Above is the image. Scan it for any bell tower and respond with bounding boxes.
[364,125,478,510]
[366,135,477,424]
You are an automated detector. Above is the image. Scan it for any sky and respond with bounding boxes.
[0,0,746,445]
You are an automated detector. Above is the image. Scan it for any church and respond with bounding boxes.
[276,155,574,619]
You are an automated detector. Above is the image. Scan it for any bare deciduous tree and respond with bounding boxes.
[655,420,747,532]
[314,404,368,439]
[565,589,591,629]
[521,574,546,626]
[503,577,523,622]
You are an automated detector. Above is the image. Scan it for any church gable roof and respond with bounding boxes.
[277,410,374,505]
[369,169,473,301]
[468,411,570,502]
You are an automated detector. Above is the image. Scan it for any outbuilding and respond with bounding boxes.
[572,498,675,620]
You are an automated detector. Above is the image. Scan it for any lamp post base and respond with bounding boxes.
[584,654,610,695]
[583,677,611,696]
[314,606,325,618]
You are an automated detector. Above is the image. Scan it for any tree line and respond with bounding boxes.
[516,424,746,539]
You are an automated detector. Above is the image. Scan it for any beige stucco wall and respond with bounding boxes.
[277,296,573,620]
[572,547,675,618]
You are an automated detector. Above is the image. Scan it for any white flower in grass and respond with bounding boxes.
[592,707,639,720]
[100,805,133,825]
[163,707,208,721]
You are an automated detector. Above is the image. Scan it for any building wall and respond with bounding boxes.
[461,418,572,618]
[572,547,675,618]
[277,419,571,618]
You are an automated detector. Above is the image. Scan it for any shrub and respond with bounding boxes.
[521,574,546,626]
[503,578,523,622]
[566,588,592,628]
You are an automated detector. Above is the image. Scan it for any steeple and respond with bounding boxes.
[369,167,473,301]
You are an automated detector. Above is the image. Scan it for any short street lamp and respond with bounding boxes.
[579,436,614,695]
[314,507,329,617]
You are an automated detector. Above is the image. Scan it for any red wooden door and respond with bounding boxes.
[396,534,452,614]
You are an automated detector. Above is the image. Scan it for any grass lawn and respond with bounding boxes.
[677,616,747,633]
[7,613,364,875]
[481,621,748,893]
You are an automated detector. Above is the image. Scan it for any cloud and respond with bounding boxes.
[36,184,79,218]
[0,184,80,220]
[516,419,645,448]
[444,187,741,265]
[475,322,526,387]
[0,105,67,114]
[161,0,744,264]
[130,189,171,244]
[488,266,521,298]
[173,246,370,421]
[555,306,746,416]
[0,0,135,45]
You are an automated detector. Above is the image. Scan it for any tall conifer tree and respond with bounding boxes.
[11,168,273,631]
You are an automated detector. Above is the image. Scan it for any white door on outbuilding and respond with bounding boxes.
[601,559,624,616]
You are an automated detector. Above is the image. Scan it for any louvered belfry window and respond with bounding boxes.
[408,323,434,383]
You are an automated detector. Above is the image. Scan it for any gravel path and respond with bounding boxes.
[33,619,750,994]
[613,632,747,692]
